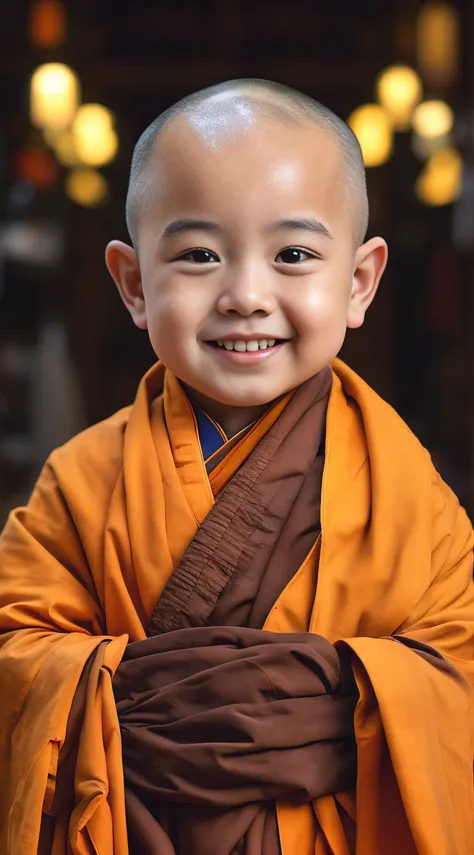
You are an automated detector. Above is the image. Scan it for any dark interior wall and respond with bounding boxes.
[0,0,472,517]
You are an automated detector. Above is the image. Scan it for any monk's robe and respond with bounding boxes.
[110,369,357,853]
[54,367,358,855]
[0,358,473,855]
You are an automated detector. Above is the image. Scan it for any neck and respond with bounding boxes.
[184,386,271,438]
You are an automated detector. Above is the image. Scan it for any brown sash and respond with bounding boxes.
[147,367,332,636]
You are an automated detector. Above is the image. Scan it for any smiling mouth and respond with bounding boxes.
[206,338,286,352]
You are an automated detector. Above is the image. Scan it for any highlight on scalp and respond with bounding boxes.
[125,79,369,248]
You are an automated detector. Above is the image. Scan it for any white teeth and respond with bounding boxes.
[216,338,279,352]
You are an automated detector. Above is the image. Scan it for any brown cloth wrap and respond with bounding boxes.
[114,627,358,855]
[112,368,358,854]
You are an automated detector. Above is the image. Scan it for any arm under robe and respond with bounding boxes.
[113,626,357,855]
[0,450,130,855]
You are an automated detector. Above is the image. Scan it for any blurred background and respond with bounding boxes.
[1,0,474,524]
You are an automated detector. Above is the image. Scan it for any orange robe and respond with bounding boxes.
[0,359,473,855]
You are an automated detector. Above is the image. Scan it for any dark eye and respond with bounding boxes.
[275,247,315,264]
[178,248,219,263]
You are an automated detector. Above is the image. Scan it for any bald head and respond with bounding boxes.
[126,79,369,247]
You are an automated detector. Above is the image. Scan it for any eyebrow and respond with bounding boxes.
[161,219,223,239]
[160,216,333,240]
[269,218,333,239]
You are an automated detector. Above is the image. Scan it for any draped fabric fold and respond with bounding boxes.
[0,358,473,855]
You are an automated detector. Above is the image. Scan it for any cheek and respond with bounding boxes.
[287,277,351,334]
[144,277,208,343]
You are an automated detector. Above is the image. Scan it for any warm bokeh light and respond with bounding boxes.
[71,104,118,167]
[417,2,459,88]
[65,168,109,207]
[46,127,82,168]
[411,131,452,161]
[412,100,454,140]
[28,0,66,49]
[376,65,422,131]
[13,147,59,189]
[30,63,79,131]
[415,147,462,206]
[348,104,393,167]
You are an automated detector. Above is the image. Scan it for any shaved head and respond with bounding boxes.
[126,78,369,248]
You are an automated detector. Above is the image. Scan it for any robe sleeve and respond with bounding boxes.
[0,457,128,855]
[337,470,474,855]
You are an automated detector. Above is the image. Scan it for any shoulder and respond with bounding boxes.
[332,359,473,564]
[332,358,429,456]
[331,358,466,507]
[47,405,132,495]
[29,362,165,523]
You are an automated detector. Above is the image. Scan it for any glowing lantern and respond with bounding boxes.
[417,2,459,88]
[71,104,118,167]
[30,63,79,131]
[376,65,422,131]
[412,100,454,140]
[28,0,66,49]
[65,168,109,208]
[415,147,462,206]
[348,104,393,167]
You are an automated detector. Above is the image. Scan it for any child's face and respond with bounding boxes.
[108,116,387,408]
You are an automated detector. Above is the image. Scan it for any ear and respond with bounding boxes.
[105,240,147,330]
[347,236,388,329]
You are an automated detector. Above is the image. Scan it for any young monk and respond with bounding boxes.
[0,79,473,855]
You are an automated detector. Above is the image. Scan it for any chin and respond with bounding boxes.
[208,385,283,408]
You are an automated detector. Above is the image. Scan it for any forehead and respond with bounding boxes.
[142,114,351,236]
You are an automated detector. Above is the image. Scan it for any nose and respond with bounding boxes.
[216,262,276,317]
